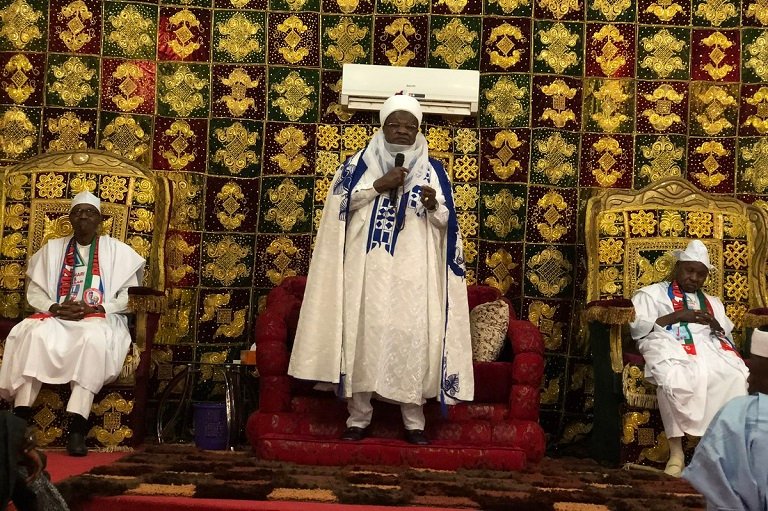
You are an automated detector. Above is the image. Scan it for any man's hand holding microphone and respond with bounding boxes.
[372,153,437,211]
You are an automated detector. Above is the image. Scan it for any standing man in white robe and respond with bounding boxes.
[629,240,749,477]
[0,191,145,456]
[288,94,474,445]
[683,327,768,511]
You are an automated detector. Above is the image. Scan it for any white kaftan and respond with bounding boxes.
[630,282,749,437]
[288,131,474,406]
[0,235,145,400]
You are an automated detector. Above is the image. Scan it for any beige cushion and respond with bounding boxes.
[470,299,510,362]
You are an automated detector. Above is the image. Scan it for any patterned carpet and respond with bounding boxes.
[57,444,705,510]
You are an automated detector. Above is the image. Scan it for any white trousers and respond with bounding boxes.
[346,391,426,430]
[14,379,95,419]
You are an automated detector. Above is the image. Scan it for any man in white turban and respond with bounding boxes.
[0,191,145,456]
[288,94,474,445]
[683,327,768,510]
[629,240,749,476]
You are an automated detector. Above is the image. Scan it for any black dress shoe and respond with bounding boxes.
[66,431,88,457]
[404,429,430,445]
[340,426,368,441]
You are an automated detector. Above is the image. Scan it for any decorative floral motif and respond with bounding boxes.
[265,178,308,231]
[111,62,145,112]
[49,57,95,107]
[0,0,42,50]
[384,18,416,66]
[695,85,735,135]
[592,0,632,20]
[36,172,66,199]
[645,0,684,21]
[660,211,684,236]
[271,126,308,174]
[692,140,729,188]
[219,68,258,117]
[483,189,524,238]
[166,234,197,284]
[160,65,207,117]
[100,175,128,202]
[484,76,526,127]
[746,32,768,81]
[213,122,259,175]
[2,54,35,103]
[537,23,579,74]
[540,79,577,128]
[432,18,478,69]
[746,0,768,25]
[640,29,686,78]
[629,211,657,236]
[593,25,626,77]
[57,1,94,52]
[538,0,580,19]
[107,4,154,57]
[47,111,90,152]
[217,12,261,61]
[536,191,569,242]
[701,31,733,80]
[639,136,684,181]
[484,249,517,294]
[526,246,572,297]
[487,131,524,179]
[271,71,314,121]
[277,16,310,65]
[686,211,713,237]
[591,80,630,132]
[167,9,201,60]
[426,127,451,151]
[0,107,35,158]
[591,136,624,187]
[162,120,196,170]
[536,132,576,184]
[203,237,251,287]
[695,0,737,26]
[216,182,246,230]
[100,115,149,161]
[325,17,369,65]
[641,84,685,131]
[741,138,768,192]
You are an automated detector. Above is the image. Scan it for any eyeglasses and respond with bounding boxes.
[383,122,419,132]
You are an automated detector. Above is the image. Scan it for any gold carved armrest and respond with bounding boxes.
[120,287,167,381]
[585,299,635,374]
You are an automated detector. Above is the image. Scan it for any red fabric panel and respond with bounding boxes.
[445,403,508,422]
[491,420,546,461]
[508,319,544,355]
[471,361,512,403]
[511,352,545,386]
[258,376,291,412]
[431,420,492,444]
[466,285,501,312]
[509,384,541,421]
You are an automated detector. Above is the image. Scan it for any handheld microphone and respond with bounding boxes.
[390,153,405,208]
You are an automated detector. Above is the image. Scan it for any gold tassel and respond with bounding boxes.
[128,294,168,314]
[610,325,624,373]
[743,311,768,329]
[120,343,141,380]
[584,305,636,325]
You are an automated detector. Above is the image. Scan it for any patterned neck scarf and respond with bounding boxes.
[667,280,737,355]
[56,236,102,304]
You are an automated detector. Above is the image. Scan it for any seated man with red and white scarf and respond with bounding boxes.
[629,239,749,477]
[0,191,145,456]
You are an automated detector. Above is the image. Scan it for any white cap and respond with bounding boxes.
[672,239,713,270]
[70,190,101,212]
[752,328,768,357]
[379,94,423,127]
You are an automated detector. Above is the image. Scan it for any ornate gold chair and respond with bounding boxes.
[0,151,169,450]
[584,177,768,468]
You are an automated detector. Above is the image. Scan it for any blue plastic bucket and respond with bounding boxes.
[193,402,227,450]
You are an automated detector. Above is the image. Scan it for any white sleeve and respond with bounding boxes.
[629,288,663,340]
[348,187,379,211]
[101,271,140,314]
[26,279,56,313]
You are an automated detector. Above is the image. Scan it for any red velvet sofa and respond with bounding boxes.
[246,276,546,471]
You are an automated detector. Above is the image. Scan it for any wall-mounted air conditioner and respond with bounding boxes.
[340,64,480,117]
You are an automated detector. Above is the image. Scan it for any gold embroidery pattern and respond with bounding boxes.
[692,140,729,188]
[100,115,149,161]
[381,0,429,12]
[325,79,355,121]
[432,19,477,69]
[536,132,576,184]
[484,76,526,127]
[536,190,569,242]
[203,237,251,287]
[701,31,733,80]
[0,0,42,50]
[483,188,524,238]
[724,241,748,269]
[271,71,314,121]
[217,12,261,61]
[166,234,197,284]
[695,85,736,135]
[4,203,27,229]
[537,23,579,74]
[107,4,154,57]
[639,135,684,182]
[219,68,259,117]
[453,183,478,210]
[162,120,196,170]
[725,273,748,301]
[271,126,308,174]
[642,84,684,131]
[599,266,622,294]
[384,18,416,66]
[487,131,524,179]
[317,151,340,175]
[457,211,479,236]
[686,211,713,237]
[484,249,517,294]
[592,0,632,20]
[265,178,309,231]
[167,9,201,60]
[488,0,529,13]
[591,80,631,132]
[599,238,623,263]
[0,107,35,158]
[593,25,626,77]
[100,175,128,202]
[47,111,91,152]
[746,0,768,25]
[640,29,686,78]
[540,79,577,128]
[325,17,369,65]
[529,301,563,350]
[427,127,451,151]
[746,32,768,81]
[216,182,246,230]
[455,129,479,154]
[342,125,369,150]
[277,15,310,65]
[266,237,300,285]
[539,0,580,18]
[58,1,94,52]
[741,138,768,192]
[591,136,624,187]
[70,173,97,196]
[526,246,573,297]
[629,211,657,236]
[453,155,478,181]
[744,86,768,134]
[1,232,25,258]
[111,62,145,112]
[337,0,361,13]
[436,0,469,13]
[213,122,259,175]
[695,0,738,26]
[49,57,95,107]
[645,0,684,21]
[36,172,66,199]
[160,65,207,117]
[660,211,684,236]
[2,54,35,104]
[317,127,340,152]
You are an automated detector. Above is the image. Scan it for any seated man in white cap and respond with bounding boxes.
[288,93,474,445]
[683,327,768,510]
[629,239,749,477]
[0,191,145,456]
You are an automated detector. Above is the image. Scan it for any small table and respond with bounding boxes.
[155,361,257,450]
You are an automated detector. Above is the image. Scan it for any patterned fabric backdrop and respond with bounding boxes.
[0,0,766,445]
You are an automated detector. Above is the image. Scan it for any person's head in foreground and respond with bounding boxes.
[69,190,102,244]
[671,240,712,293]
[749,327,768,395]
[379,94,422,148]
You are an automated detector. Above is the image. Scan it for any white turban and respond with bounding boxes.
[751,328,768,357]
[672,239,713,270]
[70,190,101,212]
[379,94,423,127]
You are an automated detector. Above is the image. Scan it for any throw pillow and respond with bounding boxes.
[470,299,510,362]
